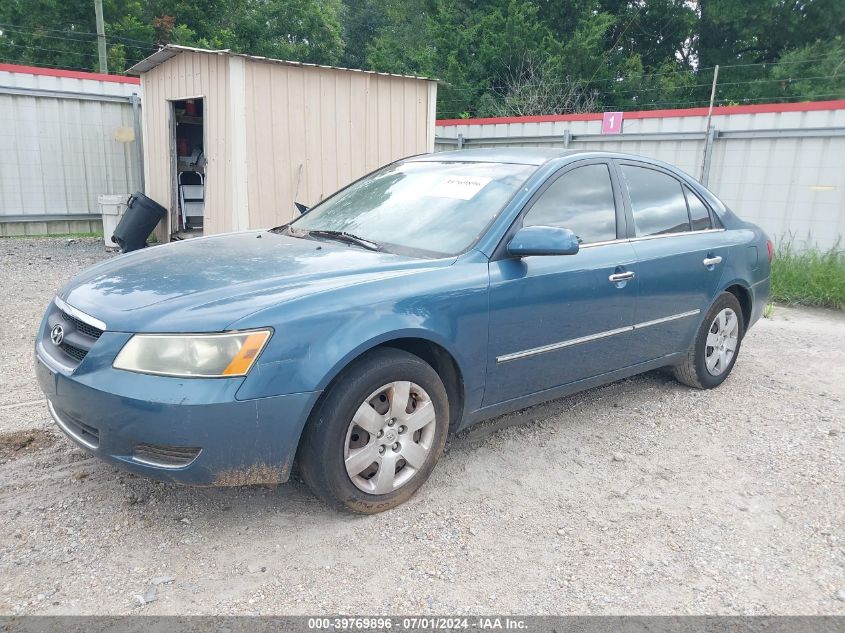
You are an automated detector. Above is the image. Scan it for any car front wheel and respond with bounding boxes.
[297,348,449,513]
[673,291,745,389]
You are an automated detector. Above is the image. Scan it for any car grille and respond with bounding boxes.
[40,301,105,370]
[64,312,103,340]
[60,342,88,362]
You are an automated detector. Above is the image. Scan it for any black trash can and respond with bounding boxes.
[112,192,167,253]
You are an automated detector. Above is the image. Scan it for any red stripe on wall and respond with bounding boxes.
[435,100,845,126]
[0,62,141,85]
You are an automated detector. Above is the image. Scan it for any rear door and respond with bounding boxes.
[483,160,641,406]
[615,161,728,360]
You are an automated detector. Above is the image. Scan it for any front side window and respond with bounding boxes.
[621,165,691,237]
[291,160,536,257]
[523,164,618,244]
[684,185,713,231]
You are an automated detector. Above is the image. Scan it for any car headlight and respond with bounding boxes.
[113,329,272,377]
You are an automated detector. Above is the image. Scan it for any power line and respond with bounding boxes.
[706,54,845,70]
[0,56,94,72]
[713,92,845,104]
[438,92,845,116]
[1,40,99,58]
[0,24,157,52]
[435,91,845,115]
[0,22,156,47]
[476,74,845,102]
[440,51,845,94]
[0,40,144,65]
[438,75,845,108]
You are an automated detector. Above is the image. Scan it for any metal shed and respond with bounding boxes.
[128,46,438,241]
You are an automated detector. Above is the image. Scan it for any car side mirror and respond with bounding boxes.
[507,226,580,257]
[294,202,309,215]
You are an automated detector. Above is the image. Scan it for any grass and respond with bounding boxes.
[771,245,845,310]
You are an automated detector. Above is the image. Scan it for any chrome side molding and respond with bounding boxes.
[632,309,701,330]
[579,228,726,250]
[496,326,633,364]
[496,309,701,364]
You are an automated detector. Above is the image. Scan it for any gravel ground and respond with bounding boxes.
[0,237,843,615]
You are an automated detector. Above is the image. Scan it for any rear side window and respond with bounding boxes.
[621,165,690,237]
[523,164,617,244]
[684,185,713,231]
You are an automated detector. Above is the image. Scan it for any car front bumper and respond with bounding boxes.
[35,342,320,486]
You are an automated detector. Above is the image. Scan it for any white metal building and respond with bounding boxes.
[436,101,845,250]
[0,63,143,236]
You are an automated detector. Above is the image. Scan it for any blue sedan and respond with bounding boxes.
[35,149,771,512]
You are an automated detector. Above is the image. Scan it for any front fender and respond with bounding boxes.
[231,260,490,416]
[310,327,467,393]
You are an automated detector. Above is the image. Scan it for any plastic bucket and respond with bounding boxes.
[97,194,129,250]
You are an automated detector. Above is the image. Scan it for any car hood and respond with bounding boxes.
[59,231,454,332]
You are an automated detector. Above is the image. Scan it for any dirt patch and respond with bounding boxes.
[213,463,288,486]
[0,429,57,459]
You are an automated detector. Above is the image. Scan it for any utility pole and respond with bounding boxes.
[699,64,719,184]
[94,0,108,74]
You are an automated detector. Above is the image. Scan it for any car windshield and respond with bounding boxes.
[289,160,536,257]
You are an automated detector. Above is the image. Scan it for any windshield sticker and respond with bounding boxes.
[428,176,492,200]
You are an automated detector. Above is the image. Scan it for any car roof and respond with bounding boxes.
[408,148,675,167]
[408,148,589,166]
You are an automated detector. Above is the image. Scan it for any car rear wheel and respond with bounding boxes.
[672,292,745,389]
[297,348,448,513]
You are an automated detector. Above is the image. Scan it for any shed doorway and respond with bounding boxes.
[170,98,206,238]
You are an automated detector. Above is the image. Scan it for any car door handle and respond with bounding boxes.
[703,256,723,267]
[608,271,635,283]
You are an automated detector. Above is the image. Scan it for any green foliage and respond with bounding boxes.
[0,0,345,72]
[771,245,845,310]
[768,37,845,101]
[0,0,842,114]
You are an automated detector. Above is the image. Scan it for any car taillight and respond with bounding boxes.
[766,240,774,263]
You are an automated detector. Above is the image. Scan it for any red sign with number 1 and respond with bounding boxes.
[601,111,623,134]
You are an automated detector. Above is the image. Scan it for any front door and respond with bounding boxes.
[483,161,640,406]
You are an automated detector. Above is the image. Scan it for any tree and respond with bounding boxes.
[0,0,344,73]
[489,53,600,116]
[0,0,842,112]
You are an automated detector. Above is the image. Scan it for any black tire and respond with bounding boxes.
[673,292,745,389]
[297,348,449,514]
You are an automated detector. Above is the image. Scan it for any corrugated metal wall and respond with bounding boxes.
[436,106,845,250]
[244,61,436,228]
[709,109,845,248]
[0,68,141,234]
[139,51,231,239]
